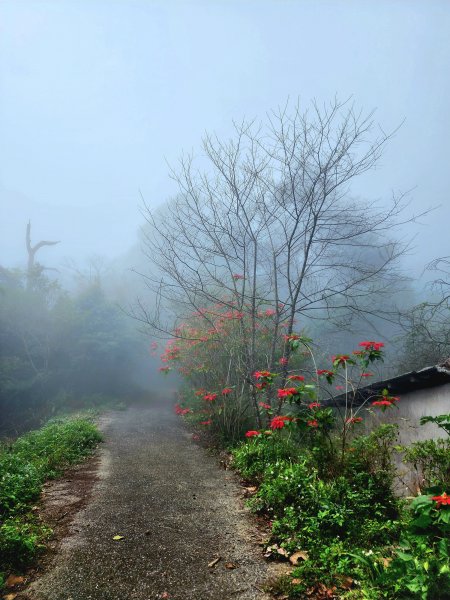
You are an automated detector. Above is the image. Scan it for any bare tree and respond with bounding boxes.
[26,221,60,291]
[398,256,450,369]
[136,98,418,418]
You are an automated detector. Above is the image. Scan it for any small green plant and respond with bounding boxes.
[0,416,102,579]
[231,434,300,481]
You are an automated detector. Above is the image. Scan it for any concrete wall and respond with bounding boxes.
[361,383,450,495]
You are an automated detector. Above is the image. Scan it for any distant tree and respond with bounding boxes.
[25,221,60,291]
[398,257,450,370]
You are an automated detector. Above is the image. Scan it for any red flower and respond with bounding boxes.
[346,416,363,424]
[361,372,374,378]
[258,402,271,410]
[277,387,298,399]
[307,419,319,427]
[194,389,206,396]
[308,402,321,409]
[245,430,261,437]
[270,415,293,429]
[254,370,272,379]
[332,355,350,364]
[288,375,305,381]
[359,341,384,351]
[372,400,392,407]
[200,420,212,425]
[335,385,344,391]
[284,334,300,341]
[279,357,288,366]
[431,492,450,508]
[255,382,267,390]
[317,369,334,377]
[221,387,233,395]
[203,393,218,402]
[264,308,276,317]
[232,273,245,280]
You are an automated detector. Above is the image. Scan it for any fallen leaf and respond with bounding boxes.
[289,551,309,565]
[3,594,17,600]
[6,575,24,587]
[291,578,302,585]
[112,535,124,541]
[224,562,238,569]
[160,593,170,599]
[208,557,221,568]
[337,575,353,590]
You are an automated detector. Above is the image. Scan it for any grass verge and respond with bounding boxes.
[0,416,102,587]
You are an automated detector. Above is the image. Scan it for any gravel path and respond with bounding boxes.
[27,403,272,600]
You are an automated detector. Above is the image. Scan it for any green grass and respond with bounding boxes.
[0,417,102,577]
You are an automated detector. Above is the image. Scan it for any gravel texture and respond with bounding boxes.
[26,402,272,600]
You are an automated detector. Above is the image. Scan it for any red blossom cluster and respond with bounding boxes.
[332,354,350,365]
[308,402,321,409]
[221,387,233,395]
[346,416,363,425]
[372,395,399,409]
[307,419,319,428]
[203,393,218,402]
[279,357,288,366]
[432,492,450,508]
[277,387,298,399]
[254,370,273,379]
[199,419,212,426]
[359,341,384,351]
[174,404,191,416]
[258,401,271,410]
[270,415,293,429]
[288,375,305,381]
[245,430,261,437]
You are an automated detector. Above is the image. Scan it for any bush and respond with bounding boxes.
[231,434,301,481]
[0,417,101,575]
[403,438,450,491]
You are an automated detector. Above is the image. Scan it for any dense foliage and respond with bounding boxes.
[0,267,145,435]
[164,320,450,598]
[0,417,102,584]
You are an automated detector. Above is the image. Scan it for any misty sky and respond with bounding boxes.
[1,0,449,277]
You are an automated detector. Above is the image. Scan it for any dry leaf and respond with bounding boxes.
[208,557,221,568]
[291,578,302,585]
[160,593,170,599]
[289,551,309,565]
[6,575,25,587]
[112,535,124,541]
[337,575,353,590]
[4,594,17,600]
[224,562,237,569]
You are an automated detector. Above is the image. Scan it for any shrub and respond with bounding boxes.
[231,435,300,481]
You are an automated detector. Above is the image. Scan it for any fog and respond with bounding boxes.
[1,1,450,433]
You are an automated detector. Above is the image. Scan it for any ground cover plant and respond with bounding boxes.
[163,324,450,598]
[0,416,102,586]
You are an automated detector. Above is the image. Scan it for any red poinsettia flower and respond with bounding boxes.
[372,400,392,407]
[284,333,300,341]
[221,388,233,395]
[346,416,363,424]
[258,402,271,410]
[431,492,450,508]
[277,387,298,399]
[264,308,276,317]
[359,341,384,351]
[200,420,212,425]
[232,273,245,280]
[332,355,350,365]
[307,419,319,427]
[279,357,288,366]
[254,370,272,379]
[245,430,261,437]
[308,402,321,409]
[288,375,305,381]
[203,393,218,402]
[255,382,267,390]
[270,415,293,429]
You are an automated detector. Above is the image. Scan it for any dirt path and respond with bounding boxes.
[26,403,273,600]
